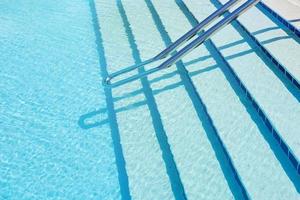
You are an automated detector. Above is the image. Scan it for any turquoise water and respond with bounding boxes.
[1,0,299,199]
[0,0,121,199]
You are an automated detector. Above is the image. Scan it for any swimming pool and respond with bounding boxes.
[0,0,299,199]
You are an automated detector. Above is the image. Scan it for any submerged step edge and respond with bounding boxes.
[259,2,300,38]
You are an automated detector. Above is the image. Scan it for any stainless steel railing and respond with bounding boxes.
[104,0,260,88]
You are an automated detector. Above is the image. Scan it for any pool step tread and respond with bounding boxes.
[122,0,239,199]
[221,0,300,89]
[181,0,300,199]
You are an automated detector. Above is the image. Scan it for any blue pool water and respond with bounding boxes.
[0,0,121,199]
[1,0,300,199]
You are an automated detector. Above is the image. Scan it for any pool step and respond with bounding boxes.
[219,0,300,90]
[160,0,300,199]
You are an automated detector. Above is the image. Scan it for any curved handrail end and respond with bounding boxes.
[103,75,113,88]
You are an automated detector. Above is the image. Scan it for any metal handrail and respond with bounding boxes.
[104,0,240,87]
[104,0,260,88]
[153,0,241,60]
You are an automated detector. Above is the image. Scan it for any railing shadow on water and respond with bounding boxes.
[77,60,218,130]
